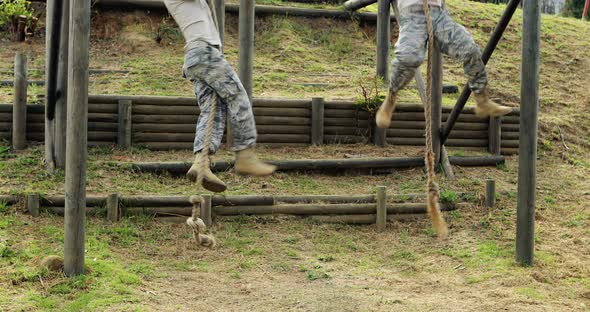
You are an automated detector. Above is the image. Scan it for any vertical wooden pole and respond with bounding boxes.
[27,194,40,217]
[440,146,455,180]
[238,0,255,99]
[485,179,495,208]
[107,193,119,222]
[117,99,132,149]
[64,0,90,276]
[516,0,540,266]
[201,194,212,227]
[311,97,324,145]
[44,0,63,171]
[13,53,27,150]
[17,15,27,42]
[376,0,390,81]
[488,116,501,155]
[55,0,70,168]
[214,0,225,47]
[376,186,386,231]
[431,41,443,164]
[373,128,386,147]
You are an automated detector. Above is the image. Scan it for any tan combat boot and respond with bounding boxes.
[186,152,227,193]
[473,89,512,117]
[234,148,276,176]
[375,89,398,129]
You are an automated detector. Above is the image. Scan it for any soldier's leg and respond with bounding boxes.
[184,43,275,176]
[184,44,256,151]
[377,6,428,129]
[186,78,228,193]
[433,9,511,117]
[192,78,227,154]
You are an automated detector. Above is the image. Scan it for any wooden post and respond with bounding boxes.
[107,193,119,221]
[238,0,255,99]
[55,0,70,168]
[311,97,324,145]
[431,41,443,164]
[488,116,501,155]
[376,186,386,231]
[373,127,386,147]
[17,15,27,42]
[214,0,225,46]
[12,52,27,150]
[64,0,90,276]
[44,0,64,171]
[201,194,212,227]
[27,194,40,217]
[516,0,540,267]
[485,179,495,208]
[117,99,132,149]
[440,146,455,180]
[376,0,390,81]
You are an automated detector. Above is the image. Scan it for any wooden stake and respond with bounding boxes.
[27,194,40,217]
[485,179,495,208]
[12,52,27,150]
[488,116,501,155]
[376,186,386,231]
[311,97,324,145]
[117,99,132,149]
[107,193,119,221]
[201,194,213,227]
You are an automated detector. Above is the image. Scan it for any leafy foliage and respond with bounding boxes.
[0,0,33,28]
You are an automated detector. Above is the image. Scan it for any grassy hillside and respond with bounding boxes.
[1,0,589,144]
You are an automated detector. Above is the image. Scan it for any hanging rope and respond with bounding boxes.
[186,0,221,245]
[421,0,449,239]
[187,195,217,248]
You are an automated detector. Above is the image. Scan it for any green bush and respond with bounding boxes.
[0,0,33,28]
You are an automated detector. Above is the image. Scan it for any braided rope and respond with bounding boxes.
[421,0,449,238]
[187,195,217,248]
[187,0,221,242]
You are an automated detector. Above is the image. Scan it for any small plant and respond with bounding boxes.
[353,74,386,141]
[440,190,459,205]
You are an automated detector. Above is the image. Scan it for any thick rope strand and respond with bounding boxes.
[422,0,449,239]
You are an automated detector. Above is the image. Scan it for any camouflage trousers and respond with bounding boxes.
[183,41,257,153]
[390,5,488,93]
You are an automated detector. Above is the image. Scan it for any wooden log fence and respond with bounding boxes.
[92,0,395,24]
[128,155,505,176]
[0,95,521,154]
[7,193,470,225]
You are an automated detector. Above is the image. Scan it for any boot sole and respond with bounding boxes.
[187,169,227,192]
[235,166,277,177]
[202,178,227,193]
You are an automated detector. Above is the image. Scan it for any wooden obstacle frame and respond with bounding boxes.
[14,0,538,275]
[0,95,521,155]
[1,192,482,225]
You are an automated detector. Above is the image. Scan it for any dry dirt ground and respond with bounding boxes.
[1,0,590,311]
